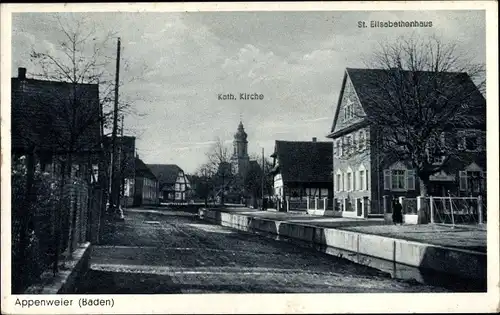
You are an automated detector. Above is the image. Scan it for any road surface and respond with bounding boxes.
[76,208,447,293]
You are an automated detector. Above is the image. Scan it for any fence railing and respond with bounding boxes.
[11,158,100,293]
[305,197,335,211]
[402,198,418,215]
[288,199,308,211]
[429,196,485,227]
[383,195,486,227]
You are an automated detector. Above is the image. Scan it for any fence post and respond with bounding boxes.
[478,195,483,224]
[448,193,455,228]
[383,195,389,215]
[323,197,328,211]
[286,196,290,212]
[416,196,424,224]
[315,197,318,210]
[363,196,369,218]
[307,197,310,210]
[429,196,434,224]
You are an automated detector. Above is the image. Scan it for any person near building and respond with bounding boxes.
[392,198,403,225]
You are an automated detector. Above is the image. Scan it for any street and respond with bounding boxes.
[76,208,447,293]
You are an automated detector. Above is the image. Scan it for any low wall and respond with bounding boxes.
[199,208,486,282]
[24,242,92,294]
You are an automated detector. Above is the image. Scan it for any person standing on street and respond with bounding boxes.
[392,198,403,225]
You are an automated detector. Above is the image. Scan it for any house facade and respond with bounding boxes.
[133,157,159,206]
[327,68,486,218]
[270,138,333,211]
[103,136,136,207]
[147,164,191,202]
[11,67,105,290]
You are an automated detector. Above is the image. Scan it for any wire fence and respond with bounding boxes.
[430,196,485,228]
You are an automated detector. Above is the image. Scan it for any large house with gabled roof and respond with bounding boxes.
[270,138,333,211]
[327,68,486,218]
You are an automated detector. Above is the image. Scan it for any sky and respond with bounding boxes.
[11,10,486,174]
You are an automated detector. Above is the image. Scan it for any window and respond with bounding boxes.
[429,155,445,165]
[347,172,353,191]
[359,170,365,191]
[358,131,366,150]
[464,136,478,151]
[344,100,355,121]
[91,164,99,183]
[459,130,482,152]
[345,136,352,155]
[391,170,405,190]
[459,171,484,193]
[336,173,342,192]
[383,166,415,191]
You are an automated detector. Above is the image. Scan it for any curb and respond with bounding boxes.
[24,242,92,294]
[198,208,486,284]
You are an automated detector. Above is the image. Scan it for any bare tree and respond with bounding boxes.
[352,35,486,196]
[204,137,236,205]
[193,163,216,206]
[244,155,274,208]
[20,15,128,271]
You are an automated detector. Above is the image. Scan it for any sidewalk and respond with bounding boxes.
[210,207,486,253]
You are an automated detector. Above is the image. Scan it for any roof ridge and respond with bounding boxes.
[346,67,469,75]
[12,77,99,86]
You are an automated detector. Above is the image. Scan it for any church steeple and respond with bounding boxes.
[232,120,249,175]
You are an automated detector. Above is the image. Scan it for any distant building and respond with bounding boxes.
[231,121,250,177]
[103,136,136,207]
[214,121,262,203]
[270,138,333,211]
[147,164,190,202]
[133,157,159,206]
[327,68,486,218]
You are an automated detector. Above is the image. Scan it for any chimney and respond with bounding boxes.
[18,67,26,79]
[312,137,317,142]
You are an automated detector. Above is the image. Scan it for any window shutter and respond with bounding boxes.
[352,172,356,191]
[407,170,415,190]
[459,171,467,191]
[342,172,345,191]
[383,170,391,190]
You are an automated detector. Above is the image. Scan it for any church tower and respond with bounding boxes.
[231,121,250,176]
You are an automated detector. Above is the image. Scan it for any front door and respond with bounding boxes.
[429,181,455,196]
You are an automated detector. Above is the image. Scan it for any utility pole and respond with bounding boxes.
[109,37,121,217]
[118,115,124,203]
[261,147,265,210]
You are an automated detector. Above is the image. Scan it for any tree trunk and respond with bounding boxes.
[418,174,430,224]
